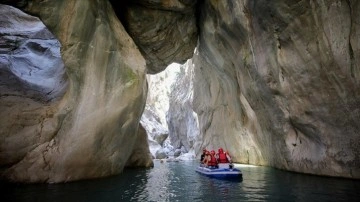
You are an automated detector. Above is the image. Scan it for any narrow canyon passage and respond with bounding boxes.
[0,0,359,185]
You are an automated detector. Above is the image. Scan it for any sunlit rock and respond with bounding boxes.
[140,63,182,157]
[141,106,168,146]
[193,0,360,178]
[167,60,199,152]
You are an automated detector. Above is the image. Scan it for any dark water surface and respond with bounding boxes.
[1,160,359,202]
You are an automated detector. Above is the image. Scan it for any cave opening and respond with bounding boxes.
[108,1,200,160]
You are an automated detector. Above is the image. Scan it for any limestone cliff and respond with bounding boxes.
[0,1,149,183]
[167,60,199,152]
[193,0,360,178]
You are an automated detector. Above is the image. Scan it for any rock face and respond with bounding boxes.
[125,124,154,168]
[193,0,360,178]
[140,63,184,158]
[167,60,199,152]
[0,4,67,168]
[1,0,359,183]
[0,1,150,183]
[116,0,198,73]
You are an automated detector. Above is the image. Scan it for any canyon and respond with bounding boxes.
[0,0,359,183]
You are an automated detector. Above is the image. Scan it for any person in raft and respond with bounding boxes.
[200,148,207,166]
[216,148,232,164]
[203,150,218,168]
[216,148,234,169]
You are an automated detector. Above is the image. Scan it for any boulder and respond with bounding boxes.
[155,149,167,159]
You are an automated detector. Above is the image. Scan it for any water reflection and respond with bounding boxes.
[145,162,171,201]
[1,160,359,201]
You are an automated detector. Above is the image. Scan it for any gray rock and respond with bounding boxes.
[0,1,151,183]
[167,60,199,152]
[155,149,167,159]
[1,0,359,182]
[192,0,360,178]
[174,149,182,157]
[121,0,198,73]
[141,106,168,145]
[125,124,154,168]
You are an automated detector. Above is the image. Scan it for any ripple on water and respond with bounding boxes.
[1,160,360,201]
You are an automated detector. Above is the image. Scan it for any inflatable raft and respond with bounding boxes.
[196,164,242,180]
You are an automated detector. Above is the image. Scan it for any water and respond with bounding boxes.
[1,160,359,202]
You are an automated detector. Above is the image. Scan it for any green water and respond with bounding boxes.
[1,160,359,201]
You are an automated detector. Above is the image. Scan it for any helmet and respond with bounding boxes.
[218,148,223,153]
[210,150,215,155]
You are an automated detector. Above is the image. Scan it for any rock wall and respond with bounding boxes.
[0,3,67,169]
[0,1,150,183]
[0,0,198,183]
[125,124,154,168]
[140,64,180,157]
[167,60,199,152]
[193,0,360,178]
[1,0,359,182]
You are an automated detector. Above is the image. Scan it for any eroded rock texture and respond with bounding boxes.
[0,3,67,170]
[116,0,198,73]
[167,60,199,152]
[193,0,360,178]
[1,0,359,183]
[0,1,150,183]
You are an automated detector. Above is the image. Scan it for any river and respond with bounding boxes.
[1,160,359,201]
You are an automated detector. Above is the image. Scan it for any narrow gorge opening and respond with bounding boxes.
[141,61,199,160]
[109,1,200,160]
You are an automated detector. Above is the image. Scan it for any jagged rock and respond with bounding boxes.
[147,137,162,158]
[167,60,199,152]
[140,63,182,157]
[193,0,360,178]
[140,106,168,145]
[0,1,150,183]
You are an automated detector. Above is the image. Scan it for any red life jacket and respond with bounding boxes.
[207,155,217,166]
[218,152,229,163]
